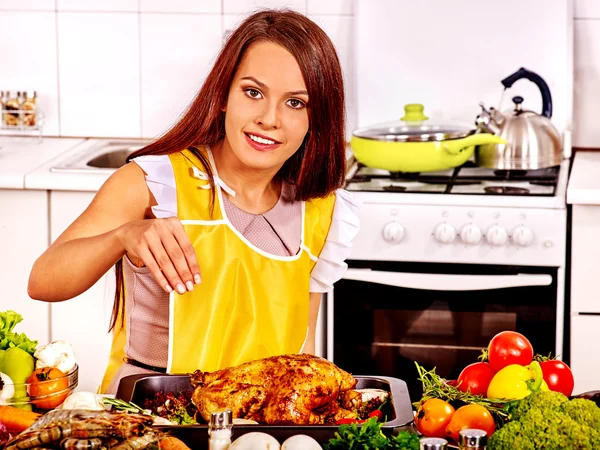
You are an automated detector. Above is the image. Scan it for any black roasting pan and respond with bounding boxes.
[116,373,415,449]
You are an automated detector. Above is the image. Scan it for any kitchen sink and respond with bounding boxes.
[50,139,151,173]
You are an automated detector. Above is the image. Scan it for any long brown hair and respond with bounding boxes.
[110,8,347,331]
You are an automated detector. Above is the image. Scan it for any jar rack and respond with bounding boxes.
[0,109,45,141]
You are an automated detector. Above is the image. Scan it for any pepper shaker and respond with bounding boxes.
[419,437,448,450]
[458,428,487,449]
[208,408,233,450]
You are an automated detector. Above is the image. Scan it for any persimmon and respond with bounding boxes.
[415,398,455,438]
[445,404,495,442]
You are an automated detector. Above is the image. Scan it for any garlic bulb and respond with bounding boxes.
[61,392,104,410]
[34,340,76,374]
[0,372,15,405]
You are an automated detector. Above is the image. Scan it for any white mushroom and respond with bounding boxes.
[282,434,323,450]
[229,432,281,450]
[60,391,104,410]
[34,340,76,374]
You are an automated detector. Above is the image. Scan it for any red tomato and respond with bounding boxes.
[540,360,575,397]
[456,362,497,396]
[445,404,496,443]
[26,367,69,410]
[487,331,534,372]
[415,398,455,438]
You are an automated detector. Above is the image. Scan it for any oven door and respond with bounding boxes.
[327,261,560,401]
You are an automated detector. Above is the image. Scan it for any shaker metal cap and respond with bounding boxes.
[458,428,488,447]
[419,437,448,450]
[210,408,233,429]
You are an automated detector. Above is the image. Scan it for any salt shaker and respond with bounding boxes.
[458,428,487,449]
[208,408,233,450]
[419,437,448,450]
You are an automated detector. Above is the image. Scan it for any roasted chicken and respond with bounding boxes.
[190,353,357,425]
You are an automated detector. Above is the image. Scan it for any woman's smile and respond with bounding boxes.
[244,131,282,152]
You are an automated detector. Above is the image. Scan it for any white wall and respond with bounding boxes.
[1,0,599,147]
[0,0,355,139]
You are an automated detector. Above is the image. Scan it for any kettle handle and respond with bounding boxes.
[501,67,552,118]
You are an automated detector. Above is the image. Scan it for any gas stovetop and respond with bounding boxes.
[346,162,560,197]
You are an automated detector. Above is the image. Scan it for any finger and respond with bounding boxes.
[144,231,185,294]
[134,245,174,294]
[160,231,195,292]
[170,219,202,284]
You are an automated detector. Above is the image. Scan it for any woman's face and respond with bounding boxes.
[223,41,309,172]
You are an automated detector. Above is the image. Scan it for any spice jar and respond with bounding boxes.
[21,90,37,127]
[208,408,233,450]
[419,437,448,450]
[458,428,487,449]
[3,91,20,127]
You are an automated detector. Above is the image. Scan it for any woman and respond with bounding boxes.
[28,9,359,394]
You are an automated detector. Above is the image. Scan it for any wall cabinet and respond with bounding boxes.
[0,189,50,344]
[49,191,114,393]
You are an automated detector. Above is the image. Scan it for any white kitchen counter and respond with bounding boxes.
[24,139,117,191]
[567,150,600,205]
[0,137,85,189]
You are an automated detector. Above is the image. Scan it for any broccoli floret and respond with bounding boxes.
[488,393,600,450]
[561,398,600,429]
[509,390,568,421]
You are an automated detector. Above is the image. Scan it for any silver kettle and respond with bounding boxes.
[475,68,562,170]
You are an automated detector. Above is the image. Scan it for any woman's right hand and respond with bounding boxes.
[117,217,201,294]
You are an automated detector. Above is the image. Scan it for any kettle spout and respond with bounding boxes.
[475,102,501,135]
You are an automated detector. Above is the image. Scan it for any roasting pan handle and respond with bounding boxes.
[343,269,552,291]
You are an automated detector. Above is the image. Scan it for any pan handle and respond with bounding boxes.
[443,133,506,155]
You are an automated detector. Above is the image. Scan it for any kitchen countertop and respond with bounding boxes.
[24,138,120,192]
[0,137,85,189]
[567,150,600,205]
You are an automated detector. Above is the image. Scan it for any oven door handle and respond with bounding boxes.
[343,269,552,291]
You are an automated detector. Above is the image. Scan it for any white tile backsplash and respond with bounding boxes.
[140,14,222,138]
[0,12,60,135]
[307,0,353,15]
[574,20,600,147]
[140,0,221,13]
[56,0,137,12]
[575,0,600,19]
[0,0,55,11]
[3,1,600,146]
[57,13,141,137]
[223,0,305,14]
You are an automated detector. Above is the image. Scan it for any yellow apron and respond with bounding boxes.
[101,146,335,388]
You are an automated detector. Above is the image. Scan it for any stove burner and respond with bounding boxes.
[530,179,556,187]
[382,185,407,192]
[493,170,529,179]
[390,171,421,180]
[484,186,530,195]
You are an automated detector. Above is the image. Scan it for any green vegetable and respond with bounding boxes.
[0,349,5,372]
[3,347,34,411]
[488,390,600,449]
[0,311,37,356]
[325,417,419,450]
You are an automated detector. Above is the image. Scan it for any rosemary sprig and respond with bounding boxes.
[103,397,150,414]
[413,362,514,425]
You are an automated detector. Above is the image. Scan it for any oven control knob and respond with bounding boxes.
[382,222,405,243]
[486,226,508,246]
[434,223,456,244]
[512,226,534,247]
[460,224,483,245]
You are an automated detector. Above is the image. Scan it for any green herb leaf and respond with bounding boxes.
[325,417,418,450]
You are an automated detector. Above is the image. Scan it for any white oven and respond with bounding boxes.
[314,158,570,400]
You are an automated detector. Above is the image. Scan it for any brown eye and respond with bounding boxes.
[287,98,305,109]
[245,88,262,99]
